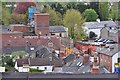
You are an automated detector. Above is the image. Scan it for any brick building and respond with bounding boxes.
[1,11,67,55]
[34,13,49,36]
[1,25,61,54]
[75,41,97,55]
[10,24,27,32]
[96,44,120,73]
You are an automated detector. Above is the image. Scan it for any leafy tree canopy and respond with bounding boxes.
[83,9,98,22]
[99,2,110,21]
[63,9,86,40]
[11,51,27,58]
[48,9,63,26]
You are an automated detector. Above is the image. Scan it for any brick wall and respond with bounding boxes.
[75,43,96,55]
[14,26,26,32]
[34,14,49,36]
[99,53,112,72]
[10,25,27,32]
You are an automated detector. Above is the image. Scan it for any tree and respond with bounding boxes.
[99,2,110,21]
[0,3,2,24]
[89,31,97,39]
[2,55,14,67]
[117,1,120,21]
[50,2,66,16]
[10,13,27,24]
[74,27,87,40]
[11,51,27,59]
[90,2,99,16]
[41,4,63,26]
[48,9,63,26]
[111,3,118,21]
[63,9,86,40]
[2,5,11,25]
[76,2,90,13]
[83,9,98,22]
[41,4,50,13]
[13,2,36,14]
[66,2,77,9]
[117,15,120,21]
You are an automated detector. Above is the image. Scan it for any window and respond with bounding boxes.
[44,67,47,70]
[60,33,62,37]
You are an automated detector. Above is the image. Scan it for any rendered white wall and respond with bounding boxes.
[30,66,53,72]
[112,52,119,73]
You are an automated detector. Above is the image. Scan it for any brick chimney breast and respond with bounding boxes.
[94,55,98,66]
[91,66,99,74]
[34,13,49,36]
[83,54,89,65]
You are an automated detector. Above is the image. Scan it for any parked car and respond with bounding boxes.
[94,39,99,42]
[97,39,105,42]
[105,40,117,44]
[103,39,109,43]
[95,39,105,45]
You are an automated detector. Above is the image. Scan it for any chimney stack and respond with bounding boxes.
[91,66,99,74]
[83,54,89,65]
[93,55,98,66]
[34,13,49,36]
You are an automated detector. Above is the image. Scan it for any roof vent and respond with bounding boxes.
[96,19,100,23]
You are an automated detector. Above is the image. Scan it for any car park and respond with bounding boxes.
[94,39,117,45]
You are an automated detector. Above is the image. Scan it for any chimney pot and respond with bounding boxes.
[91,66,99,74]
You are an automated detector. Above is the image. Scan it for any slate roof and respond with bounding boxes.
[0,25,23,34]
[70,56,83,67]
[102,26,119,33]
[49,26,66,33]
[62,59,111,73]
[82,21,117,29]
[62,66,79,72]
[16,54,62,67]
[63,54,75,64]
[2,46,28,54]
[96,44,120,56]
[99,67,110,73]
[115,21,120,26]
[31,46,51,58]
[16,58,29,67]
[78,60,92,73]
[2,46,37,54]
[30,54,62,67]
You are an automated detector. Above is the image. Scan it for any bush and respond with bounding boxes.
[29,68,45,72]
[89,31,97,38]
